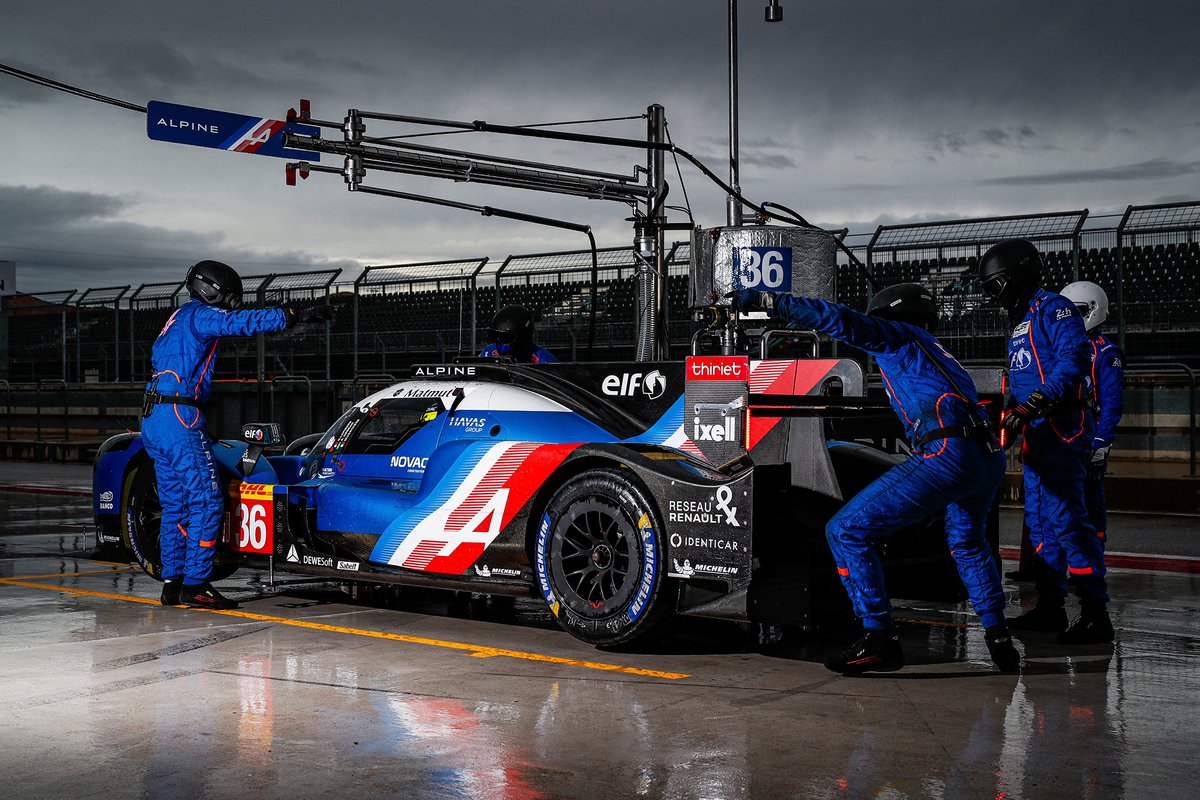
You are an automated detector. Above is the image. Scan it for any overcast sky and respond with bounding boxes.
[2,0,1198,293]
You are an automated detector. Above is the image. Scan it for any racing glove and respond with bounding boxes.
[727,289,775,314]
[1088,444,1111,482]
[1001,390,1053,437]
[284,304,334,327]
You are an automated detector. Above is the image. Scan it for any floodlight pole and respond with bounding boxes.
[727,0,742,227]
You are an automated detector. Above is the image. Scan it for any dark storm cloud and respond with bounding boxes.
[925,126,1051,158]
[0,184,357,293]
[981,158,1200,187]
[0,185,129,229]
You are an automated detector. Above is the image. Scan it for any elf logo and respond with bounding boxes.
[602,370,666,399]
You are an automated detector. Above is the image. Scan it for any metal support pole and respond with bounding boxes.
[727,0,743,227]
[649,104,668,361]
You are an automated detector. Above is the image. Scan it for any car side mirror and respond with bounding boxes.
[240,423,285,476]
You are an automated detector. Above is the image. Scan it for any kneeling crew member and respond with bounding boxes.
[733,283,1018,674]
[479,305,558,363]
[143,260,332,610]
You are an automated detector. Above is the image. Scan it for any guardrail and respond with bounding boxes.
[1126,362,1197,477]
[35,379,69,442]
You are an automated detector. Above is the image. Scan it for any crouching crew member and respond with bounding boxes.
[480,305,558,363]
[1060,281,1124,557]
[979,239,1113,644]
[733,283,1019,674]
[143,260,332,610]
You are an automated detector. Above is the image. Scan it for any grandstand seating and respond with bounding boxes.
[4,238,1199,382]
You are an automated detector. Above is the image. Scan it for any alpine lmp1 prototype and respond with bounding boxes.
[93,356,982,647]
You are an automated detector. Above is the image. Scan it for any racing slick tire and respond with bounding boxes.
[121,461,238,582]
[536,468,672,648]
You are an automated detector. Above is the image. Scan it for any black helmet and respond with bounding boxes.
[978,238,1043,314]
[867,282,938,331]
[488,305,534,352]
[186,260,243,309]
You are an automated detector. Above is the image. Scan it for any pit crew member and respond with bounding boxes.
[733,283,1018,674]
[1059,280,1124,556]
[142,260,331,610]
[479,305,558,363]
[979,239,1112,644]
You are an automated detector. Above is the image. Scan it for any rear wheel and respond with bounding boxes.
[122,461,238,582]
[535,469,672,648]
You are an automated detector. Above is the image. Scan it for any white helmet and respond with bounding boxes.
[1060,280,1109,332]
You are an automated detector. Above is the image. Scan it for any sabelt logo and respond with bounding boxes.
[687,356,748,381]
[602,370,666,399]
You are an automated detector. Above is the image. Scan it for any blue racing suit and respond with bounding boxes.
[479,343,559,363]
[142,301,289,584]
[1007,288,1107,605]
[1084,331,1124,549]
[769,295,1007,631]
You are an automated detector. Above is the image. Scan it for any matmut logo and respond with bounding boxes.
[687,356,749,382]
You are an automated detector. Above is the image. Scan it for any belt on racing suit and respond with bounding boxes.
[916,423,1001,455]
[142,392,203,418]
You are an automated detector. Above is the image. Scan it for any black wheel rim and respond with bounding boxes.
[551,498,640,617]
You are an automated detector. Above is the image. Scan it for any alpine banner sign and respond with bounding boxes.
[146,100,320,161]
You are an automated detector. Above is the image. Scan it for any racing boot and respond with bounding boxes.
[1007,602,1068,633]
[984,624,1021,673]
[183,582,239,610]
[1057,603,1115,645]
[160,580,182,606]
[824,628,904,675]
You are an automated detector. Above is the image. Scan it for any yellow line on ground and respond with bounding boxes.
[0,578,691,680]
[5,567,136,581]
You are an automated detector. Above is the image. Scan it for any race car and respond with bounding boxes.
[93,356,973,647]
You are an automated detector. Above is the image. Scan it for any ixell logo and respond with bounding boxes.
[691,397,744,443]
[602,370,666,400]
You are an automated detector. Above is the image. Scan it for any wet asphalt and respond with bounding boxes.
[2,480,1199,799]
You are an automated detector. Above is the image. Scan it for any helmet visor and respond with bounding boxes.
[490,328,517,346]
[981,274,1007,300]
[1073,302,1090,318]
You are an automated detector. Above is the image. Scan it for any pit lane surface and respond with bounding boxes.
[3,487,1199,799]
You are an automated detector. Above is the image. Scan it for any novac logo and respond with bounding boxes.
[602,370,666,399]
[390,455,429,470]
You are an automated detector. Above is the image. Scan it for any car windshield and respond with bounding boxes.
[321,397,446,457]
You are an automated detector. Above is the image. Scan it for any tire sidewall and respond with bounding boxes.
[535,469,669,647]
[123,463,162,580]
[122,461,239,582]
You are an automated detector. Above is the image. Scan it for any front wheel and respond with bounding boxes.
[122,461,238,582]
[534,468,673,648]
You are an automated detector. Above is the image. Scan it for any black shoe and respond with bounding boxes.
[1058,606,1115,645]
[985,625,1021,673]
[160,580,182,606]
[1008,604,1068,633]
[183,582,239,610]
[1005,569,1035,582]
[824,629,905,675]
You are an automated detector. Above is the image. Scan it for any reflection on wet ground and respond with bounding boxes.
[2,491,1199,799]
